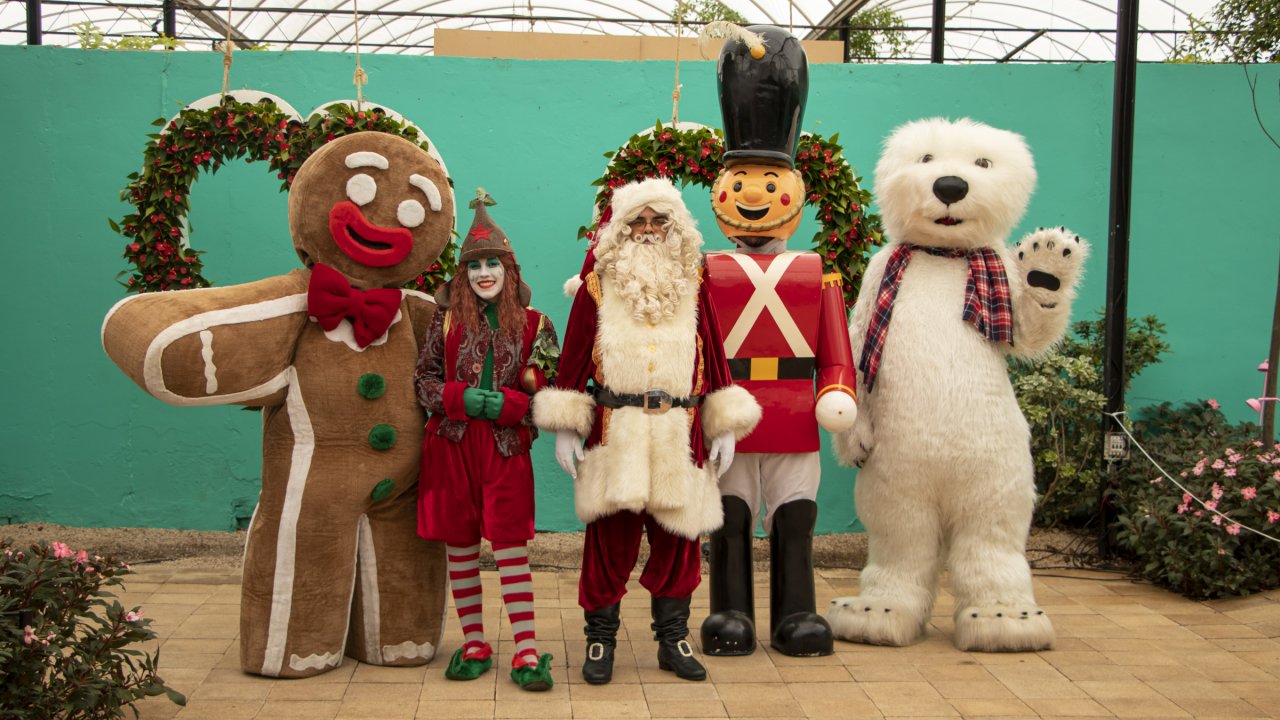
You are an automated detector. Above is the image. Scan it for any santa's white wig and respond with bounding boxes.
[592,177,704,323]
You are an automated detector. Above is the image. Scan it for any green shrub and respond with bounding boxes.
[1010,311,1169,527]
[1113,402,1280,599]
[0,539,185,719]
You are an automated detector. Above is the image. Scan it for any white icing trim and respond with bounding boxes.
[312,309,403,352]
[101,293,145,350]
[141,294,308,405]
[720,252,813,358]
[261,369,313,677]
[199,331,217,394]
[345,151,389,170]
[357,514,383,664]
[402,288,435,304]
[288,651,342,672]
[382,640,435,663]
[409,174,443,213]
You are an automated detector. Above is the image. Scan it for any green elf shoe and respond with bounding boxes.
[444,646,493,681]
[510,653,554,692]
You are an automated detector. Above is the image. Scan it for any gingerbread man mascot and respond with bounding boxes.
[700,25,859,659]
[102,132,452,678]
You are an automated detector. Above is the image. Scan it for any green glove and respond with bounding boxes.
[462,388,488,418]
[481,390,504,421]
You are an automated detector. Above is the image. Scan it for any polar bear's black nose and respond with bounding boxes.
[933,176,969,205]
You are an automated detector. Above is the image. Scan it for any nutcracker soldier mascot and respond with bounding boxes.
[101,132,452,677]
[415,190,559,690]
[700,25,859,658]
[533,177,761,684]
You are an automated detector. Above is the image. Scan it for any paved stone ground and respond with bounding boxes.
[110,562,1279,719]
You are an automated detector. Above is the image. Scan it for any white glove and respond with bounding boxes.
[815,391,858,433]
[708,432,736,478]
[555,431,585,478]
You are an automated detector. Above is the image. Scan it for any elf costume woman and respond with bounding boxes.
[414,190,560,691]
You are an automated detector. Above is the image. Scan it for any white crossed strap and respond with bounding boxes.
[720,252,813,359]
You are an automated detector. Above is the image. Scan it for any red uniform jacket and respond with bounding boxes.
[704,251,856,454]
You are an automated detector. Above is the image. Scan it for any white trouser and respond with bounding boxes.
[717,452,821,533]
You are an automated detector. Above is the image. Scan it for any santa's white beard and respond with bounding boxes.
[605,239,693,324]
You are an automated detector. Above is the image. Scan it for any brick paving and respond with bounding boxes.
[123,563,1280,719]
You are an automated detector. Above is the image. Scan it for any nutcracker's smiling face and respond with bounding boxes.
[712,162,805,248]
[289,132,454,288]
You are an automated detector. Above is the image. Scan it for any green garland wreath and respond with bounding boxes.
[112,98,457,294]
[579,121,883,307]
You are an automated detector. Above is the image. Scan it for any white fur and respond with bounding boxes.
[532,388,595,438]
[828,118,1084,653]
[701,385,762,441]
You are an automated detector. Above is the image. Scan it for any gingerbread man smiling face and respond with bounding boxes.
[289,132,454,288]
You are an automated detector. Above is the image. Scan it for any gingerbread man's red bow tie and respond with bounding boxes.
[307,263,402,348]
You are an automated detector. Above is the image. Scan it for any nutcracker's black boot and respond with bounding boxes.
[769,500,834,657]
[652,596,706,681]
[700,495,757,656]
[582,603,620,685]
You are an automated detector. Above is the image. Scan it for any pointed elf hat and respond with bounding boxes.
[437,188,532,308]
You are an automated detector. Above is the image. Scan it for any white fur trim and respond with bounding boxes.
[607,177,685,223]
[701,385,762,441]
[532,388,595,437]
[262,369,312,677]
[563,275,583,298]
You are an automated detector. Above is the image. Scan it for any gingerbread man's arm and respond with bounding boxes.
[102,269,311,408]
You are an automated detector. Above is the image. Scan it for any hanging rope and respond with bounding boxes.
[669,0,686,125]
[220,0,234,98]
[352,0,368,110]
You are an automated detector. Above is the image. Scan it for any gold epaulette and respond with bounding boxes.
[821,272,843,289]
[585,271,602,304]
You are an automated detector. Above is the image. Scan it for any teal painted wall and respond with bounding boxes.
[1,47,1276,532]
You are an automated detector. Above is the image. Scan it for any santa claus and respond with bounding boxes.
[534,177,760,685]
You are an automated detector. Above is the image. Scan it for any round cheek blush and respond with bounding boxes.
[781,194,791,206]
[719,191,727,203]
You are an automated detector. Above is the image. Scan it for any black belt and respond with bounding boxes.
[727,357,816,381]
[592,385,702,414]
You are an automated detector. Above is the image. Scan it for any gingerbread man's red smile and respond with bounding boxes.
[328,201,414,267]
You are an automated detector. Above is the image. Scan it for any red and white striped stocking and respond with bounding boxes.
[446,543,489,657]
[492,541,538,667]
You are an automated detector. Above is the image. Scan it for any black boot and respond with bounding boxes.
[651,596,706,681]
[582,603,620,685]
[701,495,757,656]
[769,500,834,657]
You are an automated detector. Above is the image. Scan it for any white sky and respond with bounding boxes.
[2,1,1221,61]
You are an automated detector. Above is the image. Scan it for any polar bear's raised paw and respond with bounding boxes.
[1012,227,1088,309]
[826,596,925,647]
[953,604,1054,652]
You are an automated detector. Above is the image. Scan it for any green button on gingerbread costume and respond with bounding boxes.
[102,132,452,678]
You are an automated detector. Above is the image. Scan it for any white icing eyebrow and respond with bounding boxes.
[409,174,443,212]
[345,152,389,170]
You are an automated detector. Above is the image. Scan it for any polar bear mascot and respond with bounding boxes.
[827,117,1088,652]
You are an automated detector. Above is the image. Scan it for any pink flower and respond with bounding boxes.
[1225,468,1238,478]
[1149,477,1163,484]
[1268,511,1280,523]
[1182,493,1193,504]
[1205,500,1219,511]
[22,626,35,645]
[1208,399,1220,409]
[1211,515,1223,525]
[1242,487,1257,500]
[51,542,71,559]
[1176,503,1190,514]
[1212,483,1224,500]
[124,611,142,623]
[1212,459,1226,471]
[1226,523,1242,535]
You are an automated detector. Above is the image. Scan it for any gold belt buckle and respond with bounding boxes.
[643,389,673,414]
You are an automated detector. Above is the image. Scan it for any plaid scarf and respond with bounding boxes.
[859,244,1014,392]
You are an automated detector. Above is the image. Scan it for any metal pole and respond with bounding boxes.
[1262,252,1280,448]
[163,0,176,39]
[1098,0,1140,559]
[931,0,945,63]
[27,0,42,45]
[840,13,851,63]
